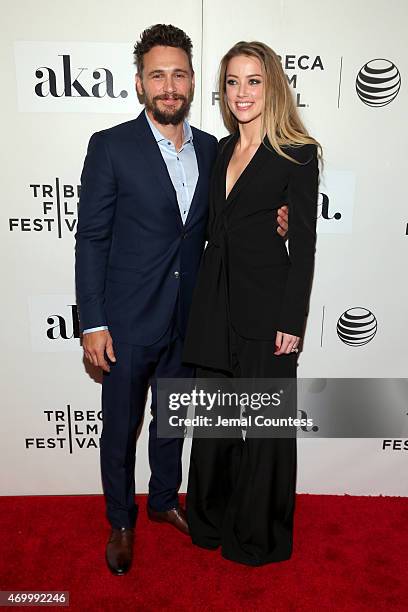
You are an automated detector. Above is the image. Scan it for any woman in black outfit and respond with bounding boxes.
[182,41,321,566]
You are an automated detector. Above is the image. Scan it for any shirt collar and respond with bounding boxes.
[145,109,193,146]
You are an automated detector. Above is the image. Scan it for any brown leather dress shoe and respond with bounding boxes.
[147,505,190,535]
[105,527,134,575]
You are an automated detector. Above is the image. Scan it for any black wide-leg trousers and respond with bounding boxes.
[186,330,298,566]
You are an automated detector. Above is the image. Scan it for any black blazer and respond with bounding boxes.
[182,133,319,372]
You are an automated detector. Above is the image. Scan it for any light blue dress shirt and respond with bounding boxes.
[83,110,199,335]
[145,110,198,223]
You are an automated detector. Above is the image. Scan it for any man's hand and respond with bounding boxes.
[277,205,289,238]
[274,331,300,356]
[82,329,116,372]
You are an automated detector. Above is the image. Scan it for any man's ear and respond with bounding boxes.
[135,73,145,104]
[135,73,143,97]
[191,71,195,99]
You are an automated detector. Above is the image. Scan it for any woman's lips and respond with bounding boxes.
[235,101,254,111]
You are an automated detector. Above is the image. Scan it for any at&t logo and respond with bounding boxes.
[356,59,401,107]
[337,308,377,346]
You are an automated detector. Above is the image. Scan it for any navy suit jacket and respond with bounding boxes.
[75,110,218,345]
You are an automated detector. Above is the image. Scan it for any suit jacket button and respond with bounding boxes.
[174,271,180,278]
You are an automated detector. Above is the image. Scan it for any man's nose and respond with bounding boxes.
[163,75,176,93]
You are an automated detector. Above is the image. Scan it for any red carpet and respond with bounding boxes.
[0,494,407,611]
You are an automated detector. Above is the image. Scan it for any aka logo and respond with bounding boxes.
[35,54,128,99]
[317,170,355,234]
[29,296,81,353]
[297,409,319,433]
[9,180,79,237]
[14,42,136,113]
[318,191,341,222]
[47,305,80,341]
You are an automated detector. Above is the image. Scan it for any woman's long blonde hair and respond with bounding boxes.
[218,41,322,163]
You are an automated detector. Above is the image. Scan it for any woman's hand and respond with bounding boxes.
[274,331,300,356]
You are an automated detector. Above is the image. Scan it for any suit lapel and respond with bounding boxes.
[184,131,203,225]
[219,133,238,198]
[133,111,181,221]
[224,135,272,208]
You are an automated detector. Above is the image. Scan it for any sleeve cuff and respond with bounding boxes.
[82,326,108,334]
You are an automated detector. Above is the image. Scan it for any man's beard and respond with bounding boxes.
[145,93,192,126]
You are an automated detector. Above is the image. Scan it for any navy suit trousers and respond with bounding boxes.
[100,311,193,528]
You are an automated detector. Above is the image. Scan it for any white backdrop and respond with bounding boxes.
[1,0,407,497]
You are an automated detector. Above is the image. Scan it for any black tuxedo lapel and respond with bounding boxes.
[133,111,181,223]
[219,133,237,199]
[223,135,272,208]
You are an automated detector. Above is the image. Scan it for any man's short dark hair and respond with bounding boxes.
[133,24,193,75]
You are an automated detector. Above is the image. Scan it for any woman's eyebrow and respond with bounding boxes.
[226,73,263,78]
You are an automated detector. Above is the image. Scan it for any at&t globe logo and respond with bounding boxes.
[337,308,377,346]
[356,59,401,107]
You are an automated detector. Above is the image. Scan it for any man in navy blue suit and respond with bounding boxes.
[75,24,288,575]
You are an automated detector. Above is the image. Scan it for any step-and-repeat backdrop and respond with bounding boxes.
[1,0,407,496]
